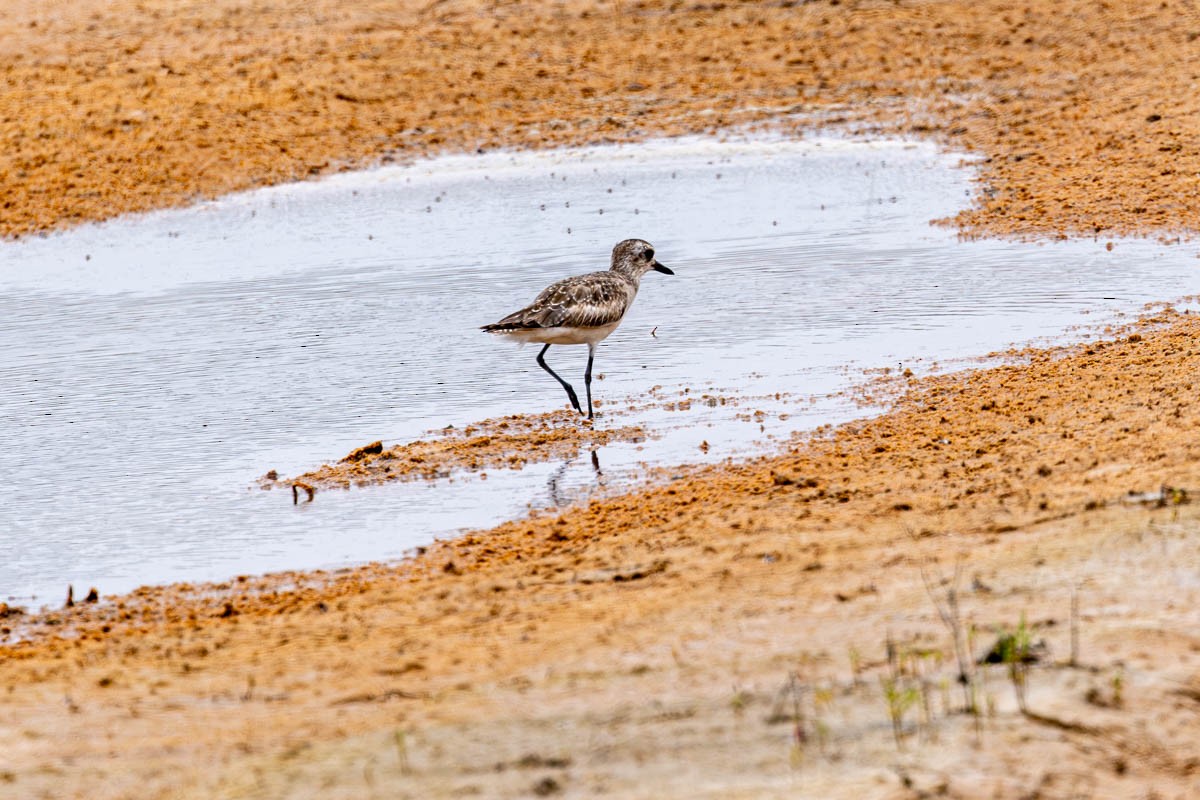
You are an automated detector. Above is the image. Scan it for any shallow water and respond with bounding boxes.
[1,136,1196,606]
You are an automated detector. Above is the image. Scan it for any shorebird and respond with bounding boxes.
[481,239,674,420]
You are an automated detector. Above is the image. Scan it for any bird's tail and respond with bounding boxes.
[481,318,541,333]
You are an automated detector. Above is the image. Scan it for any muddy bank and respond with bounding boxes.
[275,410,649,492]
[2,0,1198,241]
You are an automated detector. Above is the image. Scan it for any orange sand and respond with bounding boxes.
[5,1,1200,797]
[1,0,1198,242]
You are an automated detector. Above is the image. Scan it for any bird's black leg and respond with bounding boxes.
[584,344,596,420]
[537,344,582,413]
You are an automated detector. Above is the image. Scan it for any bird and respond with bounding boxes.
[481,239,674,420]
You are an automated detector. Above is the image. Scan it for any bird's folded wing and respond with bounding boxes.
[500,273,629,329]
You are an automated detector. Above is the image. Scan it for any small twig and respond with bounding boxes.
[1023,709,1102,735]
[395,729,411,774]
[789,672,808,750]
[1069,585,1080,667]
[331,688,425,705]
[920,559,977,714]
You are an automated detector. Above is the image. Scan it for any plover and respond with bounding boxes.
[481,239,674,420]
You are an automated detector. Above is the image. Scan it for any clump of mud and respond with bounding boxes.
[266,410,651,491]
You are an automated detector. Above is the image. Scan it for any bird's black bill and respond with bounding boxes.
[652,262,674,275]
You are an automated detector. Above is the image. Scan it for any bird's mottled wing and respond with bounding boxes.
[491,272,631,330]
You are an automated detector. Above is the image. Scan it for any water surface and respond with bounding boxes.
[1,136,1195,605]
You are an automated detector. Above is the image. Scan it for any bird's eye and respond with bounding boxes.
[644,249,655,261]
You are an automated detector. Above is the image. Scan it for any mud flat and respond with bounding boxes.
[4,0,1200,798]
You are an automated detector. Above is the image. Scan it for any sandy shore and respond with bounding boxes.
[5,0,1200,798]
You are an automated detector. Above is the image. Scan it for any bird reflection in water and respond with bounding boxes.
[547,448,604,508]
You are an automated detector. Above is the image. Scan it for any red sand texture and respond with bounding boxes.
[1,0,1198,241]
[5,1,1200,797]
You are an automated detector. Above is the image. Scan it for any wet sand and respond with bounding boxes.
[6,0,1200,797]
[282,410,650,490]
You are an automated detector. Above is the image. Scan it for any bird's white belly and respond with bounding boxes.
[502,321,622,346]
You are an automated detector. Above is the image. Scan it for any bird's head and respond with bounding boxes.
[610,238,674,279]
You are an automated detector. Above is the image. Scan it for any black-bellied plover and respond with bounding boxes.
[482,239,674,420]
